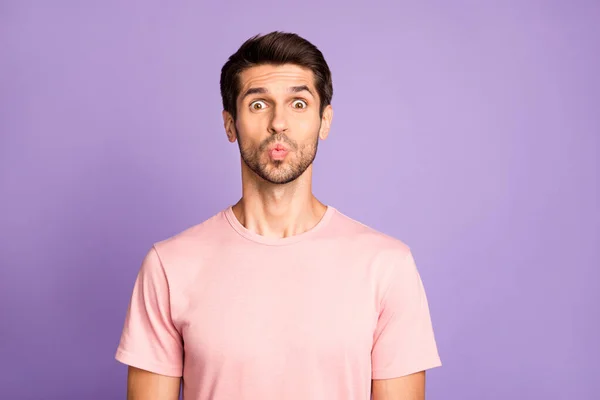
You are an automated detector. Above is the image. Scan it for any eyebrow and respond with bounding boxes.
[240,85,314,101]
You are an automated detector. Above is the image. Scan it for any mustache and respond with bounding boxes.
[258,133,298,151]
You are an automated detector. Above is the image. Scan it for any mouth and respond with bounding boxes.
[268,143,289,160]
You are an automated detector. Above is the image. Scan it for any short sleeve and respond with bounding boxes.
[371,250,442,379]
[115,246,183,377]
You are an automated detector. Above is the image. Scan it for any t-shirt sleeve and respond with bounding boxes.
[114,246,183,377]
[371,250,442,379]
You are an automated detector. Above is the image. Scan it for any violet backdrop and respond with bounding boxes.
[1,1,598,399]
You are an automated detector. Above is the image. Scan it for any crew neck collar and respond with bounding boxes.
[224,205,336,246]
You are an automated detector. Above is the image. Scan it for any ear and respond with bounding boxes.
[318,105,333,140]
[222,110,237,143]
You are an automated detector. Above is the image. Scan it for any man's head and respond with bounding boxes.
[220,31,333,185]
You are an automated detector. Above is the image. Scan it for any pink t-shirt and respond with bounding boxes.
[115,205,442,399]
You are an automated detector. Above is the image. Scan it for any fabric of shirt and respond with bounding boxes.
[115,205,442,399]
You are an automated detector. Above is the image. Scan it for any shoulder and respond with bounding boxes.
[150,208,229,268]
[328,207,412,258]
[328,208,421,306]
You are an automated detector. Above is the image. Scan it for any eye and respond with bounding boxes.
[250,100,267,110]
[292,99,308,109]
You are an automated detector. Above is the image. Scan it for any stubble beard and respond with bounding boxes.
[237,130,320,185]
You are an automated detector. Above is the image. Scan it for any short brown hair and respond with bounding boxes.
[220,31,333,121]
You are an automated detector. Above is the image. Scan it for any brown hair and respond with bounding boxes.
[220,31,333,121]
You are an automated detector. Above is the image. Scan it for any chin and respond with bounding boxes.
[263,172,294,184]
[260,167,299,185]
[268,176,298,185]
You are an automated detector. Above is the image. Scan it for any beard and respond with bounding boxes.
[237,129,320,185]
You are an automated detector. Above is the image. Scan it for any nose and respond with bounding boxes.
[268,104,288,135]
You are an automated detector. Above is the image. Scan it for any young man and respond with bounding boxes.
[115,31,442,400]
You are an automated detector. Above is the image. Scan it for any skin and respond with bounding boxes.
[372,371,426,400]
[126,366,180,400]
[223,63,333,236]
[126,63,426,399]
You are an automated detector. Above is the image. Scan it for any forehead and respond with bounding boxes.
[238,64,315,94]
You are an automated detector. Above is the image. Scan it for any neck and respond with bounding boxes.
[231,163,327,239]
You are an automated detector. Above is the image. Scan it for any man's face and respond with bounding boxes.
[224,64,332,185]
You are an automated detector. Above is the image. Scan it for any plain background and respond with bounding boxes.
[1,1,598,399]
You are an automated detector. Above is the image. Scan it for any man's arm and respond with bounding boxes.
[127,366,181,400]
[372,371,426,400]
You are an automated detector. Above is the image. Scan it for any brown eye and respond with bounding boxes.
[292,100,307,109]
[250,101,266,110]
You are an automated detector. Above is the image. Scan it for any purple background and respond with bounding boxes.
[1,1,598,399]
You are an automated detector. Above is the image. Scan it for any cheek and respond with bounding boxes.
[236,117,264,142]
[292,113,321,136]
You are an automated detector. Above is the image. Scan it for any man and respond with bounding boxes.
[115,31,442,400]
